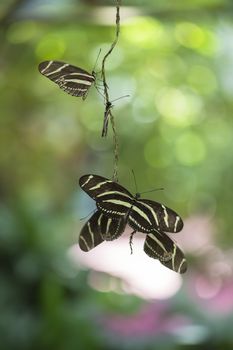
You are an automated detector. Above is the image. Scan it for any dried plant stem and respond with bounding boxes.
[101,0,121,182]
[109,110,119,181]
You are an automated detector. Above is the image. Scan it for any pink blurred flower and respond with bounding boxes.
[100,302,190,337]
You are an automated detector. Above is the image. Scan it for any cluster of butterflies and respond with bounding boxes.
[38,60,111,136]
[38,60,187,274]
[79,174,187,274]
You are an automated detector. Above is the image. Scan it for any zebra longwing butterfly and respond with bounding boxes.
[79,174,183,234]
[79,210,187,273]
[102,96,129,137]
[38,61,96,99]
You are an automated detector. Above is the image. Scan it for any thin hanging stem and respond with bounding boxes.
[101,0,121,182]
[109,110,119,180]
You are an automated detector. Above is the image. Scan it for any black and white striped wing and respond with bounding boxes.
[98,213,126,241]
[79,174,132,199]
[79,174,133,219]
[79,211,104,251]
[79,211,125,251]
[144,232,187,274]
[128,199,183,234]
[38,61,95,99]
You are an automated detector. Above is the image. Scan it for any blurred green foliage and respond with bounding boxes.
[1,0,233,349]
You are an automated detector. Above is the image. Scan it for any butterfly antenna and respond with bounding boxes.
[110,94,130,104]
[80,209,96,221]
[131,169,138,194]
[140,188,164,195]
[95,86,105,99]
[92,48,102,73]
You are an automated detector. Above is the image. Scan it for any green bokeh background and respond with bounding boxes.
[1,0,233,349]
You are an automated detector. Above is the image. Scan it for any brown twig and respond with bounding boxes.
[101,0,121,182]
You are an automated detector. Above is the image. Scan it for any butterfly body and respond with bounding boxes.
[102,101,113,137]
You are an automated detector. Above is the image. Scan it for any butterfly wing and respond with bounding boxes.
[144,232,187,273]
[38,61,95,99]
[130,199,183,233]
[99,213,126,241]
[79,174,133,219]
[79,211,125,251]
[79,211,104,251]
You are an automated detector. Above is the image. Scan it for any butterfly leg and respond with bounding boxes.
[129,230,136,255]
[95,85,105,99]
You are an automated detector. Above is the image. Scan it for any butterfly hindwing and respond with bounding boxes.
[79,211,125,251]
[38,61,95,99]
[99,213,125,241]
[144,232,187,274]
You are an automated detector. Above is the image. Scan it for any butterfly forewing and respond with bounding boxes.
[138,199,183,233]
[79,175,132,200]
[144,232,187,273]
[38,61,95,99]
[79,174,133,219]
[126,199,183,234]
